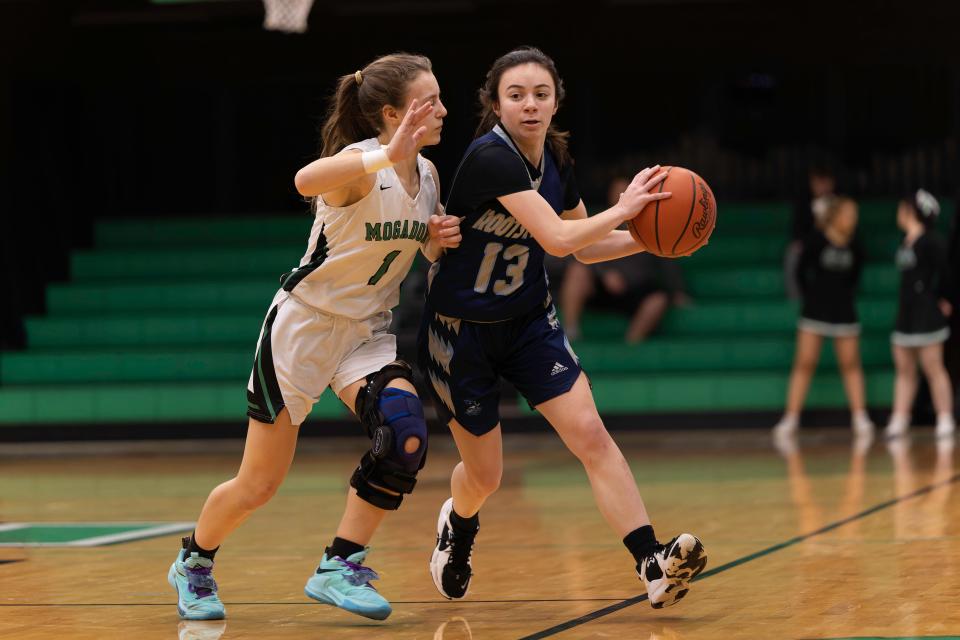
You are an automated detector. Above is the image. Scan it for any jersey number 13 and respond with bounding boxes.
[473,242,529,296]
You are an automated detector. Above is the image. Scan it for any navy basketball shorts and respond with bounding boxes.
[417,303,582,436]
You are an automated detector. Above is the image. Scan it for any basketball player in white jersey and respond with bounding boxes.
[168,53,458,622]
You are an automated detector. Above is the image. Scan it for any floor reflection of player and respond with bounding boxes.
[177,620,226,640]
[776,438,870,624]
[433,616,473,640]
[887,435,954,542]
[779,439,868,540]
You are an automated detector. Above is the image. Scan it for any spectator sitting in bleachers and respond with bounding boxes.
[559,177,692,343]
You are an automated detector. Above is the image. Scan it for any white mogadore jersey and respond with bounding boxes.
[280,138,438,319]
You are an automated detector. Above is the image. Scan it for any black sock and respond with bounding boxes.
[184,534,219,561]
[450,508,479,533]
[325,536,365,561]
[623,525,658,566]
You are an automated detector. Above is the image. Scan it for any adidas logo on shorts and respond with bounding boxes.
[550,362,569,376]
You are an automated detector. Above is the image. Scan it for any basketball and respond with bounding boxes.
[627,166,717,257]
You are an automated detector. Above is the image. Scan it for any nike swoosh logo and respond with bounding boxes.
[437,526,450,551]
[380,184,392,190]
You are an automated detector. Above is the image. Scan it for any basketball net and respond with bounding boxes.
[262,0,314,33]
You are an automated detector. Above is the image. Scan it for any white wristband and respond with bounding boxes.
[361,149,393,174]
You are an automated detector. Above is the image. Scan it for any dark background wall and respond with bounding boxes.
[2,0,959,346]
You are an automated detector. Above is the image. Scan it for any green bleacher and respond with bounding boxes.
[0,200,951,424]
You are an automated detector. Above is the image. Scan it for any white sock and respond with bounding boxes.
[852,410,874,435]
[886,412,910,435]
[936,412,956,435]
[781,413,799,426]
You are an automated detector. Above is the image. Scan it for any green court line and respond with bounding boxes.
[0,522,194,547]
[519,471,960,640]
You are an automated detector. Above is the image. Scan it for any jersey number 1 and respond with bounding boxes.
[368,250,402,286]
[473,242,529,295]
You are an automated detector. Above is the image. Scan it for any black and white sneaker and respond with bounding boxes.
[638,533,707,609]
[429,497,478,599]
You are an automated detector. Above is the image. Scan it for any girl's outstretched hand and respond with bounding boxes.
[385,99,434,163]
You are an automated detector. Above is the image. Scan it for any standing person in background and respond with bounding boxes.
[168,53,460,622]
[772,196,875,442]
[560,177,692,343]
[784,166,836,300]
[943,189,960,407]
[885,189,955,438]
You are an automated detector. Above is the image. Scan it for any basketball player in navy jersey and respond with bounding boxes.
[418,47,707,609]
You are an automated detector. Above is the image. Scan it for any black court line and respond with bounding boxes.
[0,597,631,608]
[518,471,960,640]
[0,559,25,566]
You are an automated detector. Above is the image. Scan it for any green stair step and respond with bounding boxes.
[703,202,791,233]
[0,383,345,424]
[680,232,905,269]
[91,203,794,249]
[72,248,302,281]
[573,336,893,373]
[523,369,895,413]
[46,267,897,315]
[25,313,264,348]
[1,348,255,384]
[47,280,279,314]
[680,235,784,268]
[78,236,804,278]
[29,300,898,349]
[91,202,949,251]
[4,331,898,385]
[95,217,312,248]
[686,265,897,298]
[576,299,897,340]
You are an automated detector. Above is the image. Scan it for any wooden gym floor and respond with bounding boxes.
[1,427,958,640]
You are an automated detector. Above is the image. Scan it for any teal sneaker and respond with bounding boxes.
[304,549,392,620]
[177,620,227,640]
[168,541,226,620]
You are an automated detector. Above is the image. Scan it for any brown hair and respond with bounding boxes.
[319,53,433,157]
[475,47,571,168]
[817,195,857,230]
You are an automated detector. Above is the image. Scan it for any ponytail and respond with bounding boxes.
[320,74,377,158]
[318,53,433,158]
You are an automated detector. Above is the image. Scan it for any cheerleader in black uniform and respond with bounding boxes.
[885,189,955,438]
[773,196,875,441]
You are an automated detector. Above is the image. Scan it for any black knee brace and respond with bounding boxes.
[350,361,428,510]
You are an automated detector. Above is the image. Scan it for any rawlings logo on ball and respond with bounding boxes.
[692,181,713,239]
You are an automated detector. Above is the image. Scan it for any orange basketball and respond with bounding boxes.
[627,166,717,257]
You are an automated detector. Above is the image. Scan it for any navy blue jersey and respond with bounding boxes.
[426,125,580,322]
